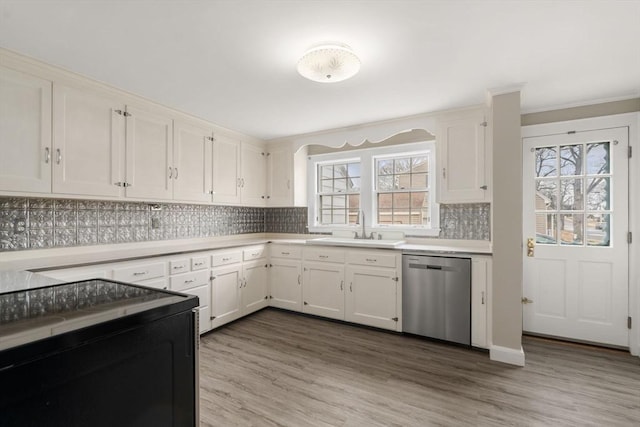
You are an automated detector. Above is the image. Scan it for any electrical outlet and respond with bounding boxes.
[151,218,161,229]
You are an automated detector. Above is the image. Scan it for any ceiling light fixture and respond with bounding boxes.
[297,43,361,83]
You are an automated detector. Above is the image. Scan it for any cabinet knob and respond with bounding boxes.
[480,185,488,190]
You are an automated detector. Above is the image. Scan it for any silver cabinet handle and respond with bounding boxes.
[481,291,485,305]
[319,255,329,259]
[287,179,291,189]
[297,274,301,285]
[340,280,343,290]
[366,258,377,262]
[184,279,195,284]
[56,148,62,165]
[241,178,245,187]
[173,265,185,270]
[132,271,148,276]
[175,168,179,179]
[281,252,290,255]
[350,282,352,292]
[237,178,241,188]
[480,185,488,190]
[442,167,446,178]
[222,257,230,261]
[44,147,50,163]
[169,167,173,179]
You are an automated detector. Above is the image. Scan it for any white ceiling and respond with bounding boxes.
[1,0,639,140]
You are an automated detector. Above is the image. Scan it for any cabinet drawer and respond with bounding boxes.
[191,255,210,271]
[112,262,166,283]
[169,258,190,274]
[346,251,397,268]
[135,277,169,290]
[270,245,302,260]
[243,246,266,261]
[304,248,345,263]
[170,270,210,292]
[211,251,242,267]
[178,283,210,309]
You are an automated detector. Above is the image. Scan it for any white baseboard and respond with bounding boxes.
[490,345,526,366]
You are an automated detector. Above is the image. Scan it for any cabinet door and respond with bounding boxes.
[302,261,344,320]
[212,133,241,204]
[269,259,302,311]
[240,142,267,206]
[0,66,52,193]
[471,257,490,348]
[437,110,488,202]
[124,106,173,200]
[210,265,242,329]
[180,283,211,334]
[242,261,269,315]
[52,84,124,197]
[173,120,212,202]
[345,265,399,331]
[267,146,292,206]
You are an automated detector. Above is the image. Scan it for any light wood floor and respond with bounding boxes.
[199,309,640,426]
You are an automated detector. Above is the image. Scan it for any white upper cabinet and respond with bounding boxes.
[436,108,490,203]
[0,65,52,194]
[52,84,125,197]
[266,144,293,206]
[173,120,213,203]
[212,133,241,204]
[240,142,267,206]
[124,106,174,201]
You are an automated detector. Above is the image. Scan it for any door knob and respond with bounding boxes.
[526,238,535,257]
[521,297,534,304]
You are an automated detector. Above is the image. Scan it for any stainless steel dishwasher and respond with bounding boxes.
[402,254,471,346]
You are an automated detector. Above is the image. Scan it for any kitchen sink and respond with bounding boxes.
[305,237,406,249]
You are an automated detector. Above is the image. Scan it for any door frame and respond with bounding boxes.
[522,112,639,358]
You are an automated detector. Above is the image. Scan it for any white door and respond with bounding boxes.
[523,127,629,347]
[212,134,241,204]
[0,66,52,193]
[125,106,173,200]
[242,261,269,314]
[267,146,293,206]
[270,259,302,311]
[345,265,398,330]
[210,265,242,329]
[53,84,124,197]
[302,261,345,320]
[241,142,267,206]
[173,120,212,203]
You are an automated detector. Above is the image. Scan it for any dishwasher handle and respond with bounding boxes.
[407,263,457,272]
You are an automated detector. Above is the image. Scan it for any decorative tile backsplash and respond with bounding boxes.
[0,197,489,252]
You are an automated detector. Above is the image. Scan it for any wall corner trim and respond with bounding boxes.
[490,345,526,366]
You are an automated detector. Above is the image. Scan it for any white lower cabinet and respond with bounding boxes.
[302,261,345,320]
[471,256,491,349]
[210,263,242,329]
[345,265,400,331]
[170,268,211,334]
[242,260,269,315]
[269,258,302,311]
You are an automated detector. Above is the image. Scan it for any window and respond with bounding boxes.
[308,142,439,236]
[318,161,360,225]
[375,155,431,226]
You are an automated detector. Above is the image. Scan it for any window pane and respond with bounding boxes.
[320,209,332,224]
[396,174,410,190]
[332,210,346,224]
[377,159,393,175]
[394,158,411,174]
[378,209,393,225]
[320,195,332,208]
[378,193,392,209]
[321,165,333,179]
[377,175,394,191]
[334,178,347,192]
[560,214,583,245]
[411,173,427,189]
[587,214,610,246]
[535,179,557,210]
[410,206,428,225]
[348,194,360,210]
[410,192,427,208]
[560,178,584,210]
[334,164,347,178]
[348,163,360,178]
[586,142,610,175]
[411,157,428,173]
[587,177,610,211]
[348,210,359,224]
[333,195,346,209]
[348,177,360,192]
[321,179,333,193]
[560,145,582,176]
[393,193,410,209]
[536,213,557,244]
[535,147,557,178]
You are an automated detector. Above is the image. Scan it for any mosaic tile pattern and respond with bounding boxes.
[0,197,490,252]
[438,203,491,240]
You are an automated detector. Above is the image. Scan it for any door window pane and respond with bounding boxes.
[586,177,610,211]
[586,142,610,174]
[560,145,583,176]
[535,213,557,244]
[535,180,558,210]
[560,214,583,245]
[560,178,584,210]
[587,214,610,246]
[535,147,557,177]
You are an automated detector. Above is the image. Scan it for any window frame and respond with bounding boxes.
[307,141,439,236]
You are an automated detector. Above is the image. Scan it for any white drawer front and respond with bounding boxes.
[169,258,190,274]
[211,251,242,267]
[135,277,169,290]
[346,251,397,268]
[270,244,302,260]
[304,248,345,263]
[179,283,210,308]
[191,255,210,271]
[243,246,266,261]
[170,270,210,292]
[112,262,166,283]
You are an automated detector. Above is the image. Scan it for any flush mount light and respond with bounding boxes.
[297,43,361,83]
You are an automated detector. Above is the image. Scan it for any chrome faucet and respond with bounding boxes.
[355,210,374,239]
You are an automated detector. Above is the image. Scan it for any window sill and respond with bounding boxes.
[308,225,441,237]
